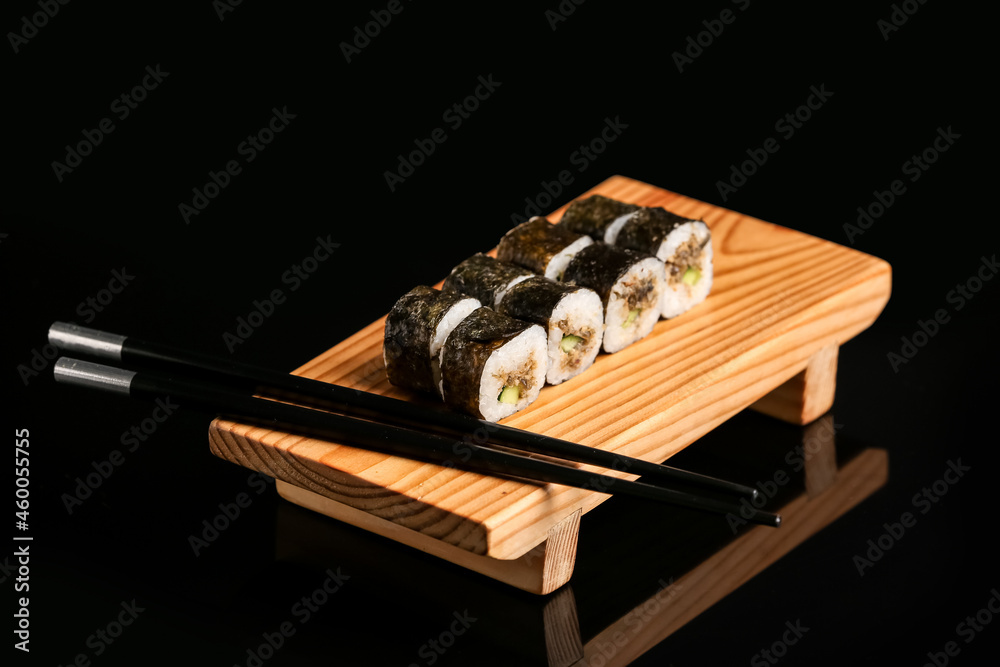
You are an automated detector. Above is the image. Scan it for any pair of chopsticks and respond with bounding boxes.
[49,322,781,527]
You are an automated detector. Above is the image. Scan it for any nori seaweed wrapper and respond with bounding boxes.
[616,206,696,254]
[443,253,534,307]
[497,276,581,326]
[497,217,586,274]
[563,243,656,309]
[559,194,640,238]
[384,285,474,394]
[440,307,537,418]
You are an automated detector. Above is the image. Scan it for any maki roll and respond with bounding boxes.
[497,216,593,281]
[384,286,481,396]
[497,277,604,385]
[559,194,641,244]
[442,253,534,308]
[440,307,548,422]
[563,244,665,353]
[615,207,714,318]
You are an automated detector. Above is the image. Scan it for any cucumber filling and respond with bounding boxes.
[682,266,701,286]
[560,334,583,353]
[498,386,520,404]
[623,308,641,327]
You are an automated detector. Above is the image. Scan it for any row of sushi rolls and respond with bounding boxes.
[383,194,714,422]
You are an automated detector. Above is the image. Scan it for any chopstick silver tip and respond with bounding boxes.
[49,322,126,360]
[54,357,135,395]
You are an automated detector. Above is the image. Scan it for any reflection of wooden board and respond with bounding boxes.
[207,175,892,594]
[576,434,890,665]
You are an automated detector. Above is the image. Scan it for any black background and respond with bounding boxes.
[5,1,996,665]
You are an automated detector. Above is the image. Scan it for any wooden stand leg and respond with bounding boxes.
[751,345,838,425]
[276,480,581,595]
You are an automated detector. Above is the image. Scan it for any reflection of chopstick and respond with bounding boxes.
[49,322,780,527]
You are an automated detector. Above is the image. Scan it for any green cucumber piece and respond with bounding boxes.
[498,386,520,404]
[560,334,583,353]
[623,308,641,327]
[682,266,701,286]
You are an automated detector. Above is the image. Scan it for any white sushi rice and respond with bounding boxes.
[545,235,593,281]
[602,257,666,353]
[655,221,714,319]
[493,274,533,307]
[430,296,480,397]
[478,324,548,422]
[603,211,639,245]
[546,288,604,384]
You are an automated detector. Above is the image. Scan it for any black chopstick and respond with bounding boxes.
[48,322,759,500]
[52,357,780,527]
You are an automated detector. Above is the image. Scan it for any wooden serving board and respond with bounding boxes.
[208,175,891,594]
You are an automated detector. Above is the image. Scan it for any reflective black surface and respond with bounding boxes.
[5,3,995,665]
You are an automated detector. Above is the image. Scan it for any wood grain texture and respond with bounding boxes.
[276,481,582,594]
[208,175,892,565]
[750,343,839,424]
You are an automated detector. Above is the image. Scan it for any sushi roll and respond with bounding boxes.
[442,253,534,308]
[440,307,548,422]
[559,194,641,245]
[497,216,593,281]
[615,207,713,318]
[497,276,604,385]
[563,244,665,353]
[384,286,481,396]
